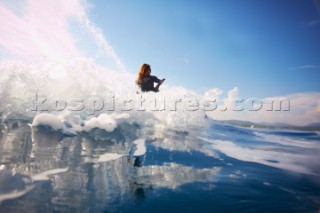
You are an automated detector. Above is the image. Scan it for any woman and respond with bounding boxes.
[135,63,165,92]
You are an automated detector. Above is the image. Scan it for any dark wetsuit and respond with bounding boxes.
[140,75,161,92]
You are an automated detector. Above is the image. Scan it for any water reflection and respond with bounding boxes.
[30,126,70,172]
[0,165,34,203]
[0,120,32,164]
[0,121,222,212]
[133,163,221,190]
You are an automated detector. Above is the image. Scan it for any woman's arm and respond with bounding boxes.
[154,78,165,92]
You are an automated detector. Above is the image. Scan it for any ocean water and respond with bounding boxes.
[1,1,320,212]
[0,117,319,213]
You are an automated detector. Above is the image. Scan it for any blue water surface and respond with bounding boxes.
[0,119,319,213]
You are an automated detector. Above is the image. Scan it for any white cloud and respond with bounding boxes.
[290,65,320,70]
[0,0,81,61]
[308,19,320,27]
[206,88,320,126]
[0,0,125,70]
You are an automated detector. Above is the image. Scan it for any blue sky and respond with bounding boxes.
[88,0,320,98]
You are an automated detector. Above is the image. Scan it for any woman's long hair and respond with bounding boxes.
[135,63,151,85]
